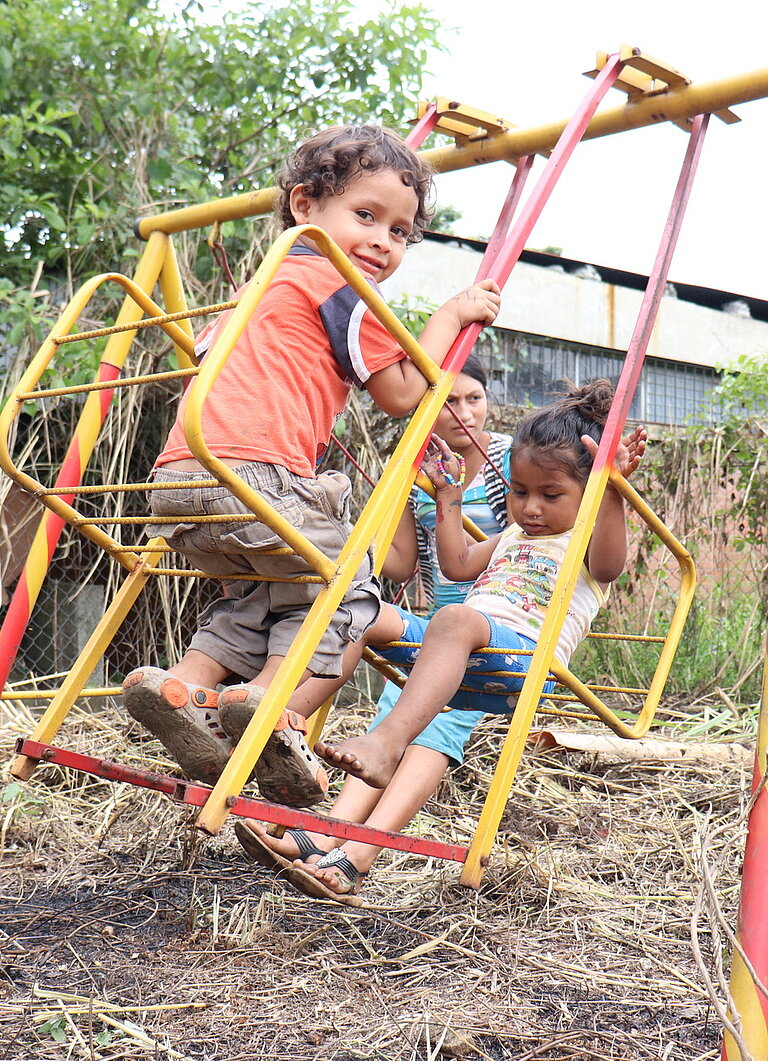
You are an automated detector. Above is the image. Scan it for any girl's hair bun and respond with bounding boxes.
[554,378,614,426]
[510,378,616,484]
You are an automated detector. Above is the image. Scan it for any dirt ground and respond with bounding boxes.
[0,698,754,1061]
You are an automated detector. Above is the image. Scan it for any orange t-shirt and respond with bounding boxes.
[157,246,405,477]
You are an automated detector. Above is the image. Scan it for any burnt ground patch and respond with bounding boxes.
[0,705,751,1060]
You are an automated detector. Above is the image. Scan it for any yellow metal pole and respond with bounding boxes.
[372,472,417,575]
[158,237,197,369]
[421,68,768,172]
[459,460,614,888]
[545,470,697,740]
[135,67,768,237]
[305,696,335,749]
[10,544,165,781]
[195,351,465,834]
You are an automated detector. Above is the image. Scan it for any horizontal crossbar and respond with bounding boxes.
[16,739,469,862]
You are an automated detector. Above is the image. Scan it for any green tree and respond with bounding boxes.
[711,351,768,425]
[1,0,443,306]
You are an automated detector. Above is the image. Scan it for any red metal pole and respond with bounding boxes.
[474,153,534,283]
[405,101,439,148]
[441,52,626,380]
[589,111,709,474]
[15,738,469,863]
[0,360,121,686]
[722,634,768,1058]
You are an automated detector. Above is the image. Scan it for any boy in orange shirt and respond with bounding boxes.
[123,124,501,806]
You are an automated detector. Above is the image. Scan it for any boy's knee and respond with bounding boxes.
[369,603,407,646]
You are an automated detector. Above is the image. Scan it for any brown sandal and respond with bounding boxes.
[234,820,327,873]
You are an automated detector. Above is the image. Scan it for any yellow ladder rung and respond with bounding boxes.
[19,366,198,401]
[52,298,238,347]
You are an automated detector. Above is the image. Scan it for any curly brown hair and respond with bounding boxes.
[275,124,434,244]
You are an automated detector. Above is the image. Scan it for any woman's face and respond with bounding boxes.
[434,372,488,453]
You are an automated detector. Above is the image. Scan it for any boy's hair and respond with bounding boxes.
[511,378,615,484]
[276,124,434,244]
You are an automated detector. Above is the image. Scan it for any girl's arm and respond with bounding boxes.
[424,436,499,582]
[379,502,419,584]
[586,482,628,585]
[365,280,501,416]
[582,428,647,585]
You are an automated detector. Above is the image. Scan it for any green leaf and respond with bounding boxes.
[1,782,22,803]
[37,202,67,232]
[147,157,173,182]
[39,1017,68,1043]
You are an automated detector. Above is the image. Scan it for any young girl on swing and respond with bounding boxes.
[289,379,646,901]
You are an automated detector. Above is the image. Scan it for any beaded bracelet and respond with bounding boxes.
[436,451,467,488]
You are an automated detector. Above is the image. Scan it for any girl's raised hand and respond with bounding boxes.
[621,425,647,476]
[421,434,461,489]
[580,425,647,479]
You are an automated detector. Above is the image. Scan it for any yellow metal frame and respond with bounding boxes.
[6,55,762,880]
[354,465,696,888]
[0,241,696,873]
[133,59,768,241]
[0,195,702,873]
[366,471,695,741]
[2,225,472,825]
[457,459,696,885]
[2,239,695,855]
[549,470,696,740]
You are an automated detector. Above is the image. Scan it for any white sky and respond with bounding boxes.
[354,0,768,300]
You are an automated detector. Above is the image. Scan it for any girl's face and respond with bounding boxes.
[434,372,488,453]
[507,448,584,537]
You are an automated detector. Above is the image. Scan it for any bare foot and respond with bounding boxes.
[314,734,402,788]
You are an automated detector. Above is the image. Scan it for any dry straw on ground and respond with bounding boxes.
[0,686,757,1061]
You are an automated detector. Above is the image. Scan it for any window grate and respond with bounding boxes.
[478,329,722,426]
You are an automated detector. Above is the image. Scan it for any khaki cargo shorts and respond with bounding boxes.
[146,461,380,679]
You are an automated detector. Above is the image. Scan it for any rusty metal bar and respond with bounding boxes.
[15,739,469,863]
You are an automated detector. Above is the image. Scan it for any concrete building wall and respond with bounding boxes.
[381,238,767,369]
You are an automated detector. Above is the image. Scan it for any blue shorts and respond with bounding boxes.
[369,680,484,768]
[375,607,556,716]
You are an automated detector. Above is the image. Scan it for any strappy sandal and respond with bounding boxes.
[234,820,328,873]
[287,847,367,907]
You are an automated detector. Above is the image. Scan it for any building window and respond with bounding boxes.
[482,329,722,427]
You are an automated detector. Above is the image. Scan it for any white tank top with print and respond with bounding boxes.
[463,524,607,665]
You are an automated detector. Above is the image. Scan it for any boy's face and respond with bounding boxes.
[289,167,418,283]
